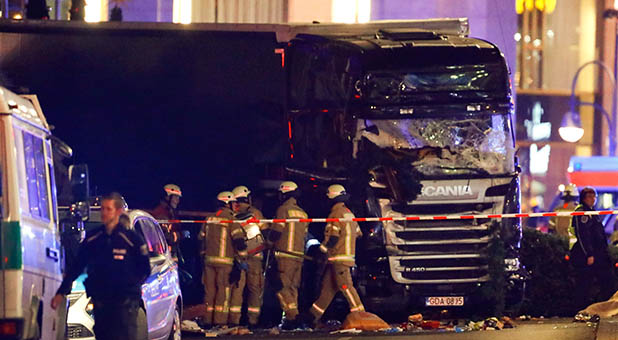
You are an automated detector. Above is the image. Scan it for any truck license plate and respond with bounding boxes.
[425,296,464,306]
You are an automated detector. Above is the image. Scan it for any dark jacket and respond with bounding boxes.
[57,223,151,300]
[571,205,610,267]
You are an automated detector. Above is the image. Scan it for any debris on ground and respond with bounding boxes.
[574,311,601,323]
[180,320,201,332]
[581,290,618,318]
[330,328,363,334]
[269,327,281,336]
[341,311,389,331]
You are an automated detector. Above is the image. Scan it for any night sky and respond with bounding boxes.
[0,23,288,211]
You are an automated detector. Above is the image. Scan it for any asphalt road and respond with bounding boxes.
[181,318,597,340]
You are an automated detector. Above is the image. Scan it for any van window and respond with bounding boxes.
[22,131,50,220]
[135,218,165,256]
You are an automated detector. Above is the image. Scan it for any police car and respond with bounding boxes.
[65,209,182,340]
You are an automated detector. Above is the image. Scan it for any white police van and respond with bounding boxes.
[0,86,65,340]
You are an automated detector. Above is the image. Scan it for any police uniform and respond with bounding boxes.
[270,197,309,321]
[56,223,151,340]
[310,202,364,320]
[571,204,617,309]
[198,206,244,326]
[233,202,267,326]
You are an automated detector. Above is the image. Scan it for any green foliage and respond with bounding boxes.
[519,228,618,317]
[476,229,506,317]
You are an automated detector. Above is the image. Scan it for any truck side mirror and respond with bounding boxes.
[69,164,90,202]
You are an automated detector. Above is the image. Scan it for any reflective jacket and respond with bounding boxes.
[199,207,242,266]
[320,202,362,267]
[273,197,309,262]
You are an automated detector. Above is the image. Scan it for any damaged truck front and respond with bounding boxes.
[285,23,525,314]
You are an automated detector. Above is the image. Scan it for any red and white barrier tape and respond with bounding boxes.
[157,209,618,224]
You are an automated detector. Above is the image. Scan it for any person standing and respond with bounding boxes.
[152,184,183,262]
[231,185,267,328]
[549,184,578,244]
[265,181,309,330]
[198,191,244,329]
[571,187,617,310]
[306,184,364,326]
[51,193,150,340]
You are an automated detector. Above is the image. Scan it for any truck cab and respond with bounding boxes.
[0,86,65,340]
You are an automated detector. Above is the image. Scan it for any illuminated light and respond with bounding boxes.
[354,94,361,99]
[310,177,315,181]
[85,0,104,22]
[372,276,377,280]
[547,29,555,39]
[559,126,584,143]
[0,321,17,335]
[533,39,542,47]
[288,121,292,139]
[313,184,318,188]
[173,0,192,24]
[524,35,531,43]
[12,13,22,20]
[558,184,565,192]
[545,0,557,13]
[332,0,371,23]
[564,255,570,261]
[535,0,545,11]
[525,0,534,11]
[342,284,348,289]
[321,109,329,112]
[615,262,618,268]
[529,143,551,175]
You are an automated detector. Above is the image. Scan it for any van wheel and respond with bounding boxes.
[167,305,181,340]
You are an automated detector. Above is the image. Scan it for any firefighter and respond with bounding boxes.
[571,187,617,310]
[305,184,364,326]
[198,191,245,329]
[152,184,183,261]
[51,193,150,340]
[549,183,578,243]
[265,181,309,330]
[231,185,267,328]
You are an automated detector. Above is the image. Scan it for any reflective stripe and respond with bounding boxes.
[86,231,103,243]
[247,307,261,314]
[223,287,231,312]
[288,222,295,252]
[205,256,234,265]
[219,228,226,258]
[231,229,244,236]
[328,255,355,262]
[276,251,304,259]
[118,232,134,247]
[230,306,241,313]
[344,288,357,307]
[350,305,365,312]
[311,303,325,315]
[319,245,328,253]
[345,223,352,255]
[215,306,224,312]
[206,307,215,311]
[288,303,297,310]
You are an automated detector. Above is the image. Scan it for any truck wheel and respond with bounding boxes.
[167,305,181,340]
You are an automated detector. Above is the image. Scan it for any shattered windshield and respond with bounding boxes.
[358,114,515,176]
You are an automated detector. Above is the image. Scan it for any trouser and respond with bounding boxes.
[92,298,147,340]
[203,264,232,325]
[247,258,264,325]
[228,269,246,325]
[276,258,302,320]
[575,260,617,310]
[310,264,364,319]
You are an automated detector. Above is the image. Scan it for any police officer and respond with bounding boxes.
[152,184,183,261]
[571,187,617,310]
[231,185,267,328]
[306,184,364,326]
[265,181,309,330]
[198,191,246,329]
[51,192,150,340]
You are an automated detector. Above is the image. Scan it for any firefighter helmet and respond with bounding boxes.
[232,185,251,199]
[217,191,236,204]
[327,184,346,199]
[279,181,298,193]
[563,183,578,196]
[164,184,182,197]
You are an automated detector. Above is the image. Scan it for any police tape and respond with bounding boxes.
[157,209,618,225]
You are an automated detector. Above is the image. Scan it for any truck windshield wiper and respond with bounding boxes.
[435,166,490,175]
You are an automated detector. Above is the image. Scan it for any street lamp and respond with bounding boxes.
[559,61,617,156]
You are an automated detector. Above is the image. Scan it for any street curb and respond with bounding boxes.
[597,317,618,340]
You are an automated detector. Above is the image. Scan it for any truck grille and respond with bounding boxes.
[68,324,94,338]
[384,209,495,285]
